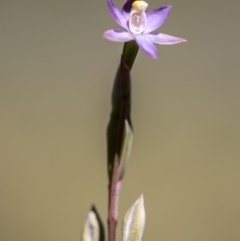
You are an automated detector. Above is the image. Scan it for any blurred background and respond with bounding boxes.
[1,0,240,240]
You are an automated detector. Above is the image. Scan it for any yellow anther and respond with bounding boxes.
[132,1,148,11]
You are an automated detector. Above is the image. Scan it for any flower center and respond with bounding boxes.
[129,1,148,34]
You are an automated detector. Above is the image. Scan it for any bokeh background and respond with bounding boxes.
[1,0,240,240]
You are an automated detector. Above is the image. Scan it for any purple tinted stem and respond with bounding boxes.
[108,156,121,241]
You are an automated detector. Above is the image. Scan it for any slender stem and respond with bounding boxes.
[107,56,131,182]
[122,40,139,70]
[115,88,128,163]
[107,41,137,241]
[108,156,122,241]
[107,58,129,241]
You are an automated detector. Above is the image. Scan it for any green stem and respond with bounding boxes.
[107,40,138,241]
[122,40,139,70]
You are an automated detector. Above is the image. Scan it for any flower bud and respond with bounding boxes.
[122,195,146,241]
[82,207,105,241]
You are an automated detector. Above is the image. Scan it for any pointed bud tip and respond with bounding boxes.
[122,194,146,241]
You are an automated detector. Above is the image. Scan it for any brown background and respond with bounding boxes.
[1,0,240,240]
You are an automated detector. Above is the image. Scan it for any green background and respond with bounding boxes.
[1,0,239,240]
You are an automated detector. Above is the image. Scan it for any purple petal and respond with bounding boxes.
[107,0,128,29]
[144,5,172,34]
[134,34,158,59]
[122,0,135,17]
[147,33,187,45]
[103,29,134,42]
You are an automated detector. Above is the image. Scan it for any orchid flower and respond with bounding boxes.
[103,0,186,59]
